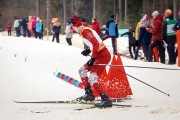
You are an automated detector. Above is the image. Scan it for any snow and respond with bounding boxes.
[0,34,180,120]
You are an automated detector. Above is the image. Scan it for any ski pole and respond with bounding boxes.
[109,65,170,97]
[94,64,180,71]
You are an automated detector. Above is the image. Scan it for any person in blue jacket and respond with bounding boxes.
[36,18,43,39]
[105,14,119,55]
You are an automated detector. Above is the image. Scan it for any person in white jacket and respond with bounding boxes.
[65,20,73,45]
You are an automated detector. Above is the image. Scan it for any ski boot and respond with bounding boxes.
[95,93,112,108]
[76,86,95,101]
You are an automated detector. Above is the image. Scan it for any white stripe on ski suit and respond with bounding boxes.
[81,27,103,52]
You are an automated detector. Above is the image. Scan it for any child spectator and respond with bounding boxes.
[32,16,37,37]
[36,17,43,39]
[6,21,12,36]
[121,27,136,58]
[65,20,73,45]
[27,16,33,37]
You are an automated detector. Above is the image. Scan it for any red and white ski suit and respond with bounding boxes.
[79,26,111,94]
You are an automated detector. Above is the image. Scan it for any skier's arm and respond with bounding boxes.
[82,29,100,58]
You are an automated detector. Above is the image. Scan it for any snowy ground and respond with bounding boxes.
[0,32,180,120]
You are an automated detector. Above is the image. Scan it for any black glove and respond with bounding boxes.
[87,57,95,66]
[81,48,91,56]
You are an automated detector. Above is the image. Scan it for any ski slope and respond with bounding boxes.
[0,35,180,120]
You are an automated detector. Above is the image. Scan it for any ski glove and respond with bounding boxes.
[87,57,95,66]
[81,48,91,56]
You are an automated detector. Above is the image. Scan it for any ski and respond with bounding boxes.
[55,72,84,89]
[13,100,96,105]
[75,104,132,111]
[13,100,132,107]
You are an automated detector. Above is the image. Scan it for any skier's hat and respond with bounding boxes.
[70,14,82,27]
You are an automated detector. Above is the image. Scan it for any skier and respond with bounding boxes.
[70,14,112,108]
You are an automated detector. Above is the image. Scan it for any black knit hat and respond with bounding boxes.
[109,14,114,19]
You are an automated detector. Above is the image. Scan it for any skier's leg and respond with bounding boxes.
[90,50,112,107]
[77,65,95,101]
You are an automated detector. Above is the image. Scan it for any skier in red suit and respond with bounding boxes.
[71,14,112,108]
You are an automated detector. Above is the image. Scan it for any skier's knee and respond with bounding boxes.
[79,66,88,78]
[88,72,98,86]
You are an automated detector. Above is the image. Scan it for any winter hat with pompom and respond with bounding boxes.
[165,9,172,17]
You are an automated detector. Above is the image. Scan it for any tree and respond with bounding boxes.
[63,0,67,28]
[124,0,127,27]
[36,0,40,17]
[118,0,122,27]
[46,0,51,33]
[93,0,96,18]
[173,0,177,19]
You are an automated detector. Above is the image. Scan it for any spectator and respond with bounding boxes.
[81,18,88,26]
[134,14,148,60]
[40,20,44,39]
[65,20,73,45]
[173,11,180,31]
[121,27,136,58]
[6,21,12,36]
[13,16,20,37]
[138,20,152,61]
[52,18,61,43]
[92,18,101,36]
[21,17,28,37]
[32,16,37,37]
[27,16,33,37]
[51,18,56,42]
[105,14,118,55]
[35,17,43,39]
[147,11,165,64]
[162,9,177,65]
[17,16,22,36]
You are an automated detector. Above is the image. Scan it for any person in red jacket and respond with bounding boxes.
[147,11,165,63]
[92,18,101,36]
[6,21,12,36]
[71,14,112,108]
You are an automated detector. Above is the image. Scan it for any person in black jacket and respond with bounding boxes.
[52,18,61,43]
[121,27,136,58]
[138,20,152,61]
[21,17,28,37]
[173,11,180,31]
